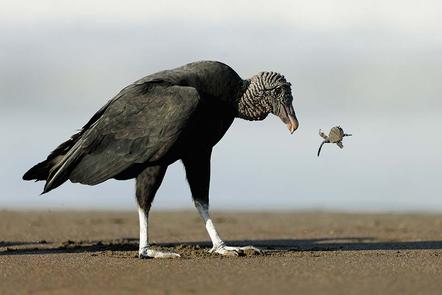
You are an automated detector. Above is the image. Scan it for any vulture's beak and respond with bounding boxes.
[282,104,299,134]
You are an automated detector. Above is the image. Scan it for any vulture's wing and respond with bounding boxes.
[43,83,200,193]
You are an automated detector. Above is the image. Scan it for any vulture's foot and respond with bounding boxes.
[209,244,262,256]
[139,247,181,259]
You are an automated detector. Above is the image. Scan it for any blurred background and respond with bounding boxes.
[1,0,441,211]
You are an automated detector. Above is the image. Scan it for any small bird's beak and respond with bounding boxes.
[285,104,299,134]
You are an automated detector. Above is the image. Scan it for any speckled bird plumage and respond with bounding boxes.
[317,126,352,156]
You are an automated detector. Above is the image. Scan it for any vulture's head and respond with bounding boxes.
[237,72,299,134]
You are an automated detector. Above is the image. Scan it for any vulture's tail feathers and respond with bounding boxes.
[23,132,79,181]
[22,159,56,182]
[24,99,112,193]
[42,140,84,194]
[23,132,84,194]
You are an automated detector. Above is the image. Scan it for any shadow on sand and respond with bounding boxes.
[1,237,442,256]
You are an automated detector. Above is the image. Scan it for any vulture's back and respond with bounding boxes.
[134,61,244,101]
[24,60,243,193]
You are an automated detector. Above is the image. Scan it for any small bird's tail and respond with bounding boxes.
[317,140,327,157]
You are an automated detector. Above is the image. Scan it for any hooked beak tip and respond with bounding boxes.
[281,104,299,134]
[287,121,298,134]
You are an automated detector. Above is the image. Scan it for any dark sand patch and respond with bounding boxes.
[1,211,441,294]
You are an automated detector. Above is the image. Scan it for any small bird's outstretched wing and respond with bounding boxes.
[42,82,200,193]
[328,126,344,143]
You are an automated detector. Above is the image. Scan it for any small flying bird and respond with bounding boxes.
[23,61,299,259]
[317,126,352,156]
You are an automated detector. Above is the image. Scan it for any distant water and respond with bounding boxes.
[1,110,441,212]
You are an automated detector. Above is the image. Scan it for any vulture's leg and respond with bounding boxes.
[183,150,261,256]
[136,165,180,259]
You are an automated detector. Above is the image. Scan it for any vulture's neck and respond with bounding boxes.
[234,78,271,121]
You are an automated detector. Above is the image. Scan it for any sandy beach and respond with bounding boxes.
[1,210,441,294]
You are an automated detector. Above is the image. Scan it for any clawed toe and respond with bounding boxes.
[139,248,181,259]
[239,245,263,254]
[209,245,262,256]
[210,246,240,256]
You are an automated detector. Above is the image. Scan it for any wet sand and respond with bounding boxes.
[1,210,441,294]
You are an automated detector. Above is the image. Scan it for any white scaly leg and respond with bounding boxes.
[138,206,180,259]
[138,206,149,252]
[194,201,261,256]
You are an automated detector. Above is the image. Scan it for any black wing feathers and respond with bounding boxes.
[22,98,115,182]
[39,83,199,193]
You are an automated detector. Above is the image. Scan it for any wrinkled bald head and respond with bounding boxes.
[237,72,299,133]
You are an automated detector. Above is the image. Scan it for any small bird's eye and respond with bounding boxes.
[274,87,282,96]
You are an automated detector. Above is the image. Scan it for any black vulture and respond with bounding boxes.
[23,61,299,258]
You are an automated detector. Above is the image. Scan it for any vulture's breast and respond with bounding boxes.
[183,100,235,150]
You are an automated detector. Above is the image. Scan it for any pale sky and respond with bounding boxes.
[1,0,441,32]
[1,1,441,211]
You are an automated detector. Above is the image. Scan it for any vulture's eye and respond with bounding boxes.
[274,87,282,96]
